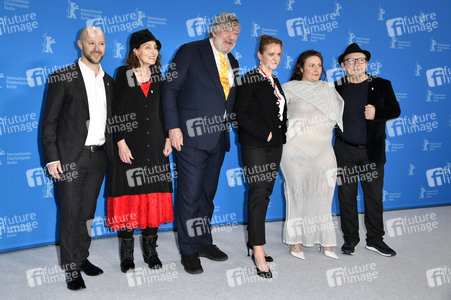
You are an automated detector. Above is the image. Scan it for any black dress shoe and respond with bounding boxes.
[341,241,357,255]
[252,255,272,279]
[247,243,273,262]
[198,244,228,261]
[65,270,86,290]
[181,253,203,274]
[80,259,103,276]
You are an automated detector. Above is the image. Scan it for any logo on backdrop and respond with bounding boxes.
[66,0,79,19]
[429,38,450,52]
[386,113,438,137]
[426,67,451,87]
[113,40,125,59]
[87,8,145,34]
[0,13,38,36]
[377,6,386,21]
[285,55,294,70]
[286,0,295,11]
[426,165,451,188]
[286,2,341,42]
[42,33,55,53]
[415,63,422,76]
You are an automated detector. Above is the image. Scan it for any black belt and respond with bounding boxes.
[336,135,367,149]
[84,144,105,152]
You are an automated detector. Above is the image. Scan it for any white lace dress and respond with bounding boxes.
[280,80,344,247]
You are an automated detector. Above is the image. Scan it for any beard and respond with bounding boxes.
[83,49,105,64]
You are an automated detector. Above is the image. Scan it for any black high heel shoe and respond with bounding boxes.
[247,243,273,262]
[252,254,272,279]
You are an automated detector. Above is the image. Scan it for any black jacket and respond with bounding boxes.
[334,75,401,166]
[234,68,288,147]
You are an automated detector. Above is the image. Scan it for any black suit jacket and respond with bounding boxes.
[234,68,288,147]
[162,38,239,151]
[334,75,401,166]
[42,61,114,166]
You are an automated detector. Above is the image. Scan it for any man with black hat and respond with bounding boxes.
[333,43,400,257]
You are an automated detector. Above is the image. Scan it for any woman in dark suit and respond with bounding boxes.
[107,29,173,273]
[234,35,287,278]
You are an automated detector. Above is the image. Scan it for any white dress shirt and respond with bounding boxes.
[78,58,107,146]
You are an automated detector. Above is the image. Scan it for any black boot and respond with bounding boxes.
[142,235,162,269]
[120,237,135,273]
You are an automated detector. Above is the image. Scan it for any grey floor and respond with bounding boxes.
[1,206,451,300]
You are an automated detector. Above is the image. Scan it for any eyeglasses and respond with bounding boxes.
[344,57,366,64]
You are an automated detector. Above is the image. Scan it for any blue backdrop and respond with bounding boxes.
[1,0,450,253]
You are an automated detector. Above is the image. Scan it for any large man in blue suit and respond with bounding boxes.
[162,13,240,274]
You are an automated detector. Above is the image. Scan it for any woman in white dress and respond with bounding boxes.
[280,50,344,259]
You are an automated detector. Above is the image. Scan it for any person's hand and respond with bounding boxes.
[47,161,62,180]
[169,128,183,151]
[267,132,272,142]
[365,104,376,120]
[117,139,134,164]
[163,138,172,157]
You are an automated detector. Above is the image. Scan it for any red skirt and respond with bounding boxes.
[107,193,174,230]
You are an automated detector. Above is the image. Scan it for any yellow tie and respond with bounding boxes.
[218,52,230,99]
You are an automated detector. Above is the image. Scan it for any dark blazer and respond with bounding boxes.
[234,68,288,147]
[161,38,239,151]
[42,61,114,165]
[334,75,401,166]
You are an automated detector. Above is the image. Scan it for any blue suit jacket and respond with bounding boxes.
[162,38,239,151]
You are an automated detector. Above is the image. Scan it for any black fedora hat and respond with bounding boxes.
[129,29,161,50]
[338,43,371,64]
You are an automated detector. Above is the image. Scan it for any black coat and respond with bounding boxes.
[234,68,288,147]
[334,75,401,166]
[108,65,172,197]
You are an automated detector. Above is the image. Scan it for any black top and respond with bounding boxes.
[107,65,172,197]
[336,80,369,145]
[334,75,401,166]
[234,68,287,147]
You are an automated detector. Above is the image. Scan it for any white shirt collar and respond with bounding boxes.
[78,58,105,79]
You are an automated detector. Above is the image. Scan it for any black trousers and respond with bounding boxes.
[175,133,226,256]
[241,145,282,246]
[57,149,109,270]
[334,138,385,244]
